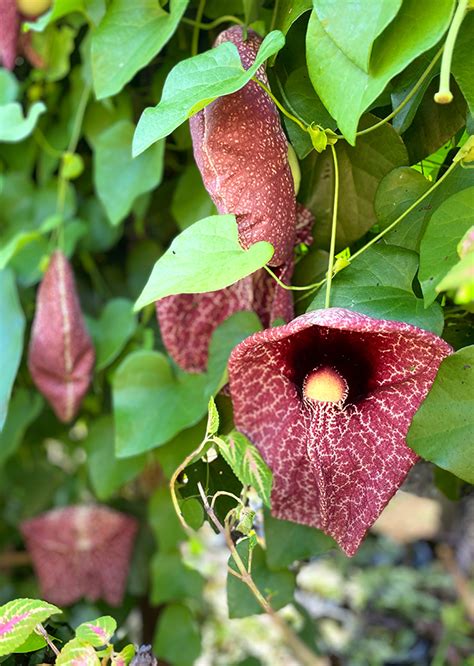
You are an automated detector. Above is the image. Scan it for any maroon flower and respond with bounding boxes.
[228,308,452,556]
[28,251,95,423]
[0,0,46,69]
[21,505,138,606]
[189,26,297,267]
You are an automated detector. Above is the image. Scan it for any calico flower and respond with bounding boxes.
[189,26,297,267]
[28,251,95,422]
[21,505,138,606]
[228,308,452,556]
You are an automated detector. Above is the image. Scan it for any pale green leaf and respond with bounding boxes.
[86,298,137,370]
[94,120,164,225]
[75,616,117,647]
[419,187,474,306]
[132,30,285,156]
[0,270,25,431]
[0,102,46,143]
[0,390,43,466]
[91,0,189,99]
[134,214,273,311]
[407,347,474,484]
[56,638,100,666]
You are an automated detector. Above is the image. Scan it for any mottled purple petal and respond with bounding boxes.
[28,251,95,423]
[21,506,138,607]
[228,308,453,556]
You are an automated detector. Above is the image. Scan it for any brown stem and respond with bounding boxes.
[437,544,474,622]
[0,550,31,568]
[196,483,321,666]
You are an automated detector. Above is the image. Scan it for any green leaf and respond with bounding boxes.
[0,599,61,657]
[112,644,135,665]
[0,390,43,466]
[149,485,188,552]
[216,431,272,507]
[85,416,146,500]
[308,244,444,334]
[273,0,312,36]
[132,30,285,156]
[0,102,46,143]
[264,509,335,569]
[31,25,76,82]
[407,347,474,484]
[375,167,432,251]
[0,69,19,105]
[153,604,201,666]
[134,214,273,311]
[56,638,101,666]
[436,252,474,304]
[283,66,337,159]
[206,396,219,436]
[171,164,216,230]
[0,216,62,271]
[91,0,189,99]
[227,541,295,618]
[87,298,137,370]
[150,553,204,605]
[113,350,210,457]
[419,187,474,306]
[300,116,407,249]
[452,11,474,116]
[75,616,117,647]
[12,630,48,654]
[306,0,454,143]
[0,270,25,431]
[313,0,402,72]
[94,120,164,226]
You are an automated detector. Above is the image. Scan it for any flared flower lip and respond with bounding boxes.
[228,307,453,555]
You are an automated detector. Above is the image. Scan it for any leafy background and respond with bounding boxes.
[0,0,473,664]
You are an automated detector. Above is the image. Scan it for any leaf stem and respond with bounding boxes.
[435,0,469,104]
[169,435,210,532]
[324,145,339,308]
[356,45,443,137]
[196,482,320,666]
[252,78,308,132]
[191,0,207,56]
[264,264,325,292]
[182,15,244,30]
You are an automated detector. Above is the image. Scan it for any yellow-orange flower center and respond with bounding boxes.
[303,366,348,404]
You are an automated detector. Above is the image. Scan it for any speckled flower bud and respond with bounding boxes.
[189,26,297,266]
[28,251,95,422]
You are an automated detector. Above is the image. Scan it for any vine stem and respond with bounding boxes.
[182,15,244,30]
[324,144,339,308]
[169,435,211,532]
[435,0,469,103]
[196,483,321,666]
[264,265,325,292]
[253,78,308,132]
[191,0,207,56]
[349,159,458,263]
[356,45,443,137]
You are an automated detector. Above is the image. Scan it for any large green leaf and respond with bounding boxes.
[94,120,164,225]
[306,0,454,143]
[227,541,295,618]
[0,390,43,466]
[419,187,474,306]
[0,599,61,657]
[273,0,312,36]
[264,509,335,569]
[452,11,474,115]
[0,270,25,431]
[150,553,204,605]
[132,31,285,156]
[153,604,201,666]
[171,164,216,230]
[0,102,46,142]
[134,214,273,311]
[407,347,474,484]
[216,431,272,507]
[86,298,137,370]
[91,0,189,99]
[114,312,261,457]
[0,69,18,105]
[85,416,146,500]
[309,244,444,334]
[300,116,407,249]
[313,0,402,72]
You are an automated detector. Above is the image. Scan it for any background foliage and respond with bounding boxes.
[1,0,473,664]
